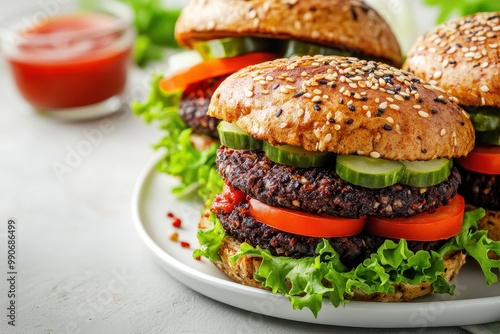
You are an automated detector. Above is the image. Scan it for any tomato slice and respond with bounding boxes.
[248,198,367,238]
[159,52,277,93]
[365,195,465,241]
[212,185,246,214]
[456,144,500,175]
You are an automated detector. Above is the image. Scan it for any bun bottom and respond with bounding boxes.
[199,214,466,302]
[466,204,500,259]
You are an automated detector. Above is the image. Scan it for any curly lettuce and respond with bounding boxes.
[133,74,223,203]
[195,209,500,317]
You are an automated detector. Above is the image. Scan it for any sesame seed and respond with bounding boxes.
[370,151,380,159]
[480,85,490,92]
[434,97,447,104]
[348,105,356,111]
[386,116,394,124]
[276,109,283,117]
[394,95,404,101]
[266,76,274,81]
[206,20,215,30]
[272,84,279,90]
[482,97,486,105]
[447,46,457,54]
[334,124,341,131]
[379,102,387,109]
[313,104,321,111]
[481,62,489,68]
[413,105,421,109]
[301,71,308,77]
[312,96,321,102]
[389,104,400,110]
[304,93,312,98]
[285,85,295,90]
[297,108,304,117]
[349,83,358,89]
[324,133,332,142]
[383,124,392,131]
[293,91,305,98]
[313,89,322,95]
[366,111,372,118]
[245,90,254,97]
[261,90,269,95]
[433,71,442,79]
[280,86,289,93]
[346,118,354,125]
[418,110,429,118]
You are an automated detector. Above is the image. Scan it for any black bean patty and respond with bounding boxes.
[458,165,500,210]
[216,202,447,268]
[178,76,226,138]
[216,147,461,218]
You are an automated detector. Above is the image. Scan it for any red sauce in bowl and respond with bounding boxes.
[4,12,133,110]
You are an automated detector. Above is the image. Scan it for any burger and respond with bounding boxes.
[194,55,500,315]
[403,12,500,250]
[134,0,402,200]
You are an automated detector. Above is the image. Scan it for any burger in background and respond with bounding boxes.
[133,0,401,202]
[403,12,500,251]
[195,55,500,315]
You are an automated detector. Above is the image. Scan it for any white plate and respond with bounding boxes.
[132,153,500,328]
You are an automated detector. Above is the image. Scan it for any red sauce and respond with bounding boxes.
[211,185,246,214]
[6,13,132,109]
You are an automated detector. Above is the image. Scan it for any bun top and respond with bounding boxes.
[403,12,500,108]
[175,0,402,66]
[208,55,475,161]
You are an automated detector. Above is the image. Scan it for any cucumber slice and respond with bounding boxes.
[264,142,331,168]
[477,130,500,146]
[400,159,452,187]
[282,40,354,58]
[336,155,404,189]
[463,106,500,132]
[217,121,262,150]
[193,37,275,60]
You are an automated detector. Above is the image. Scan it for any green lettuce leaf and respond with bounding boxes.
[196,209,500,317]
[133,74,223,203]
[423,0,500,23]
[438,208,500,284]
[193,212,225,262]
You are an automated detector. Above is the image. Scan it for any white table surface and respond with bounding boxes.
[0,1,488,333]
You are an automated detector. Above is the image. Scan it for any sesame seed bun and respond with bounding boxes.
[403,12,500,108]
[198,212,466,302]
[175,0,402,66]
[207,55,475,161]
